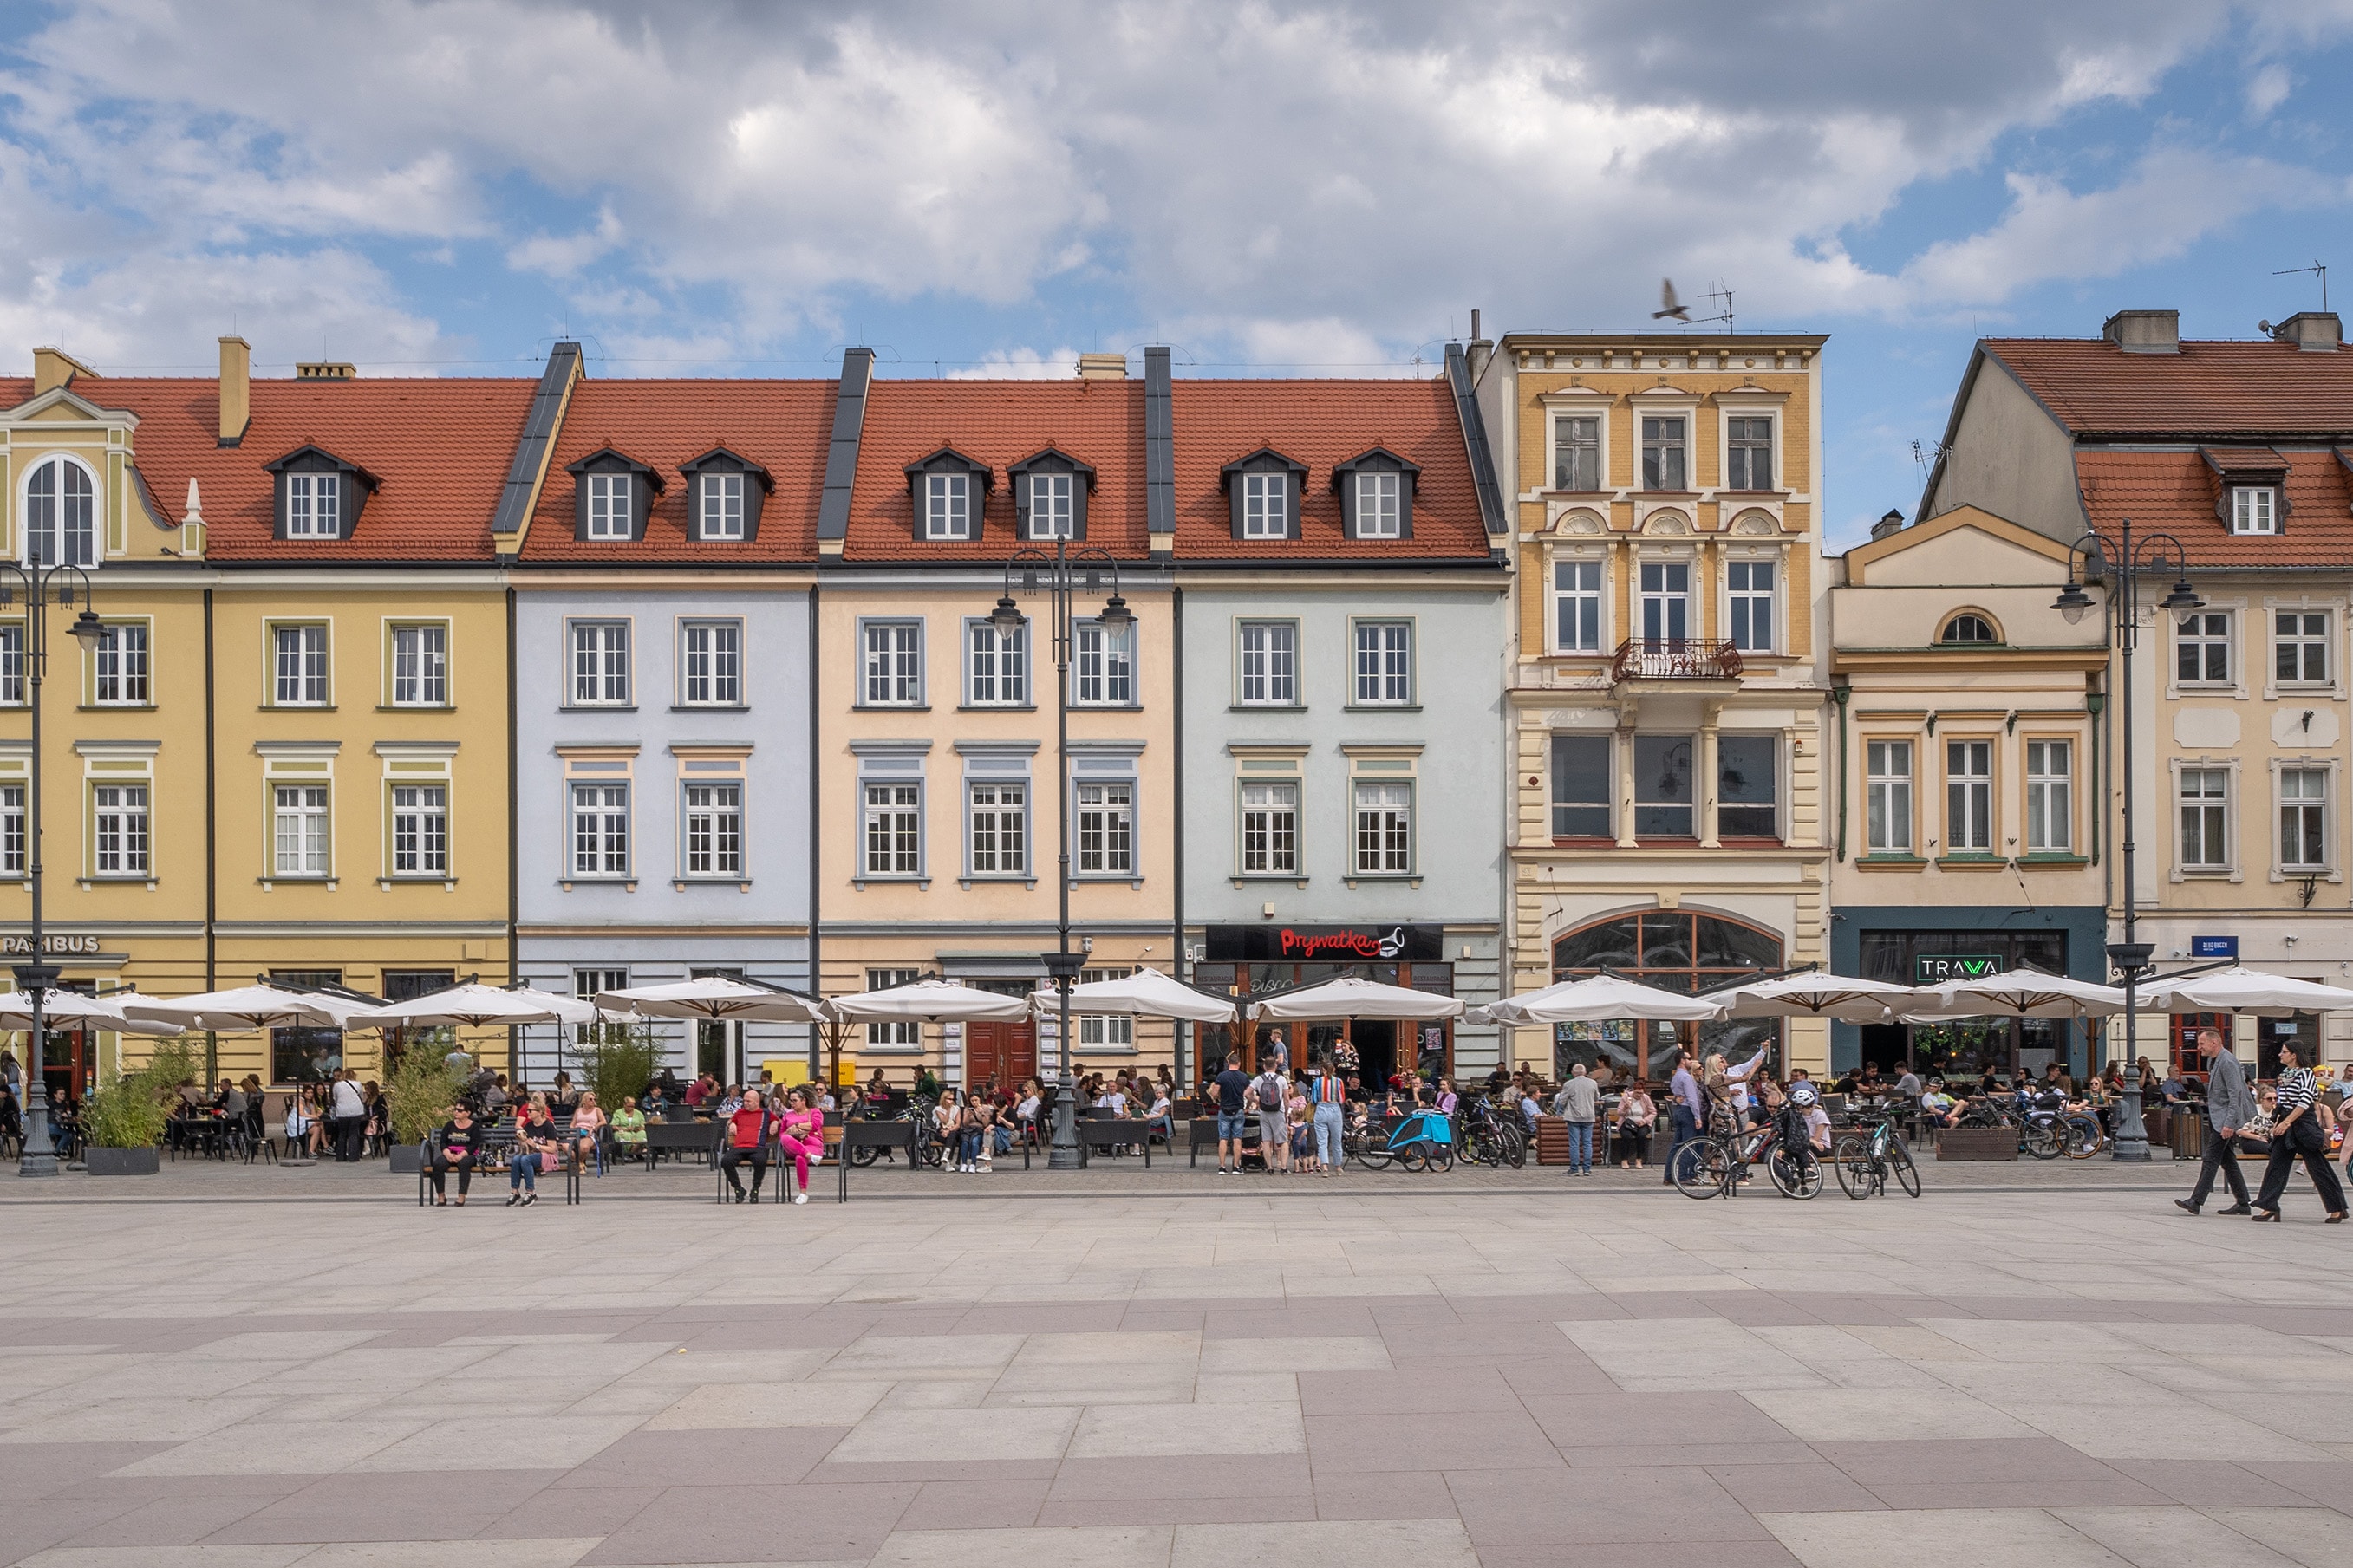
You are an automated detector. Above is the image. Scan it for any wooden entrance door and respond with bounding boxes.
[964,1022,1036,1090]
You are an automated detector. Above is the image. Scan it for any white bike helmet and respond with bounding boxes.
[1787,1081,1819,1109]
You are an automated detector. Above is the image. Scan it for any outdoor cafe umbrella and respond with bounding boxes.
[1907,966,2127,1021]
[1245,974,1464,1021]
[83,992,194,1036]
[120,983,375,1032]
[1027,966,1239,1024]
[1709,972,1926,1025]
[2131,966,2353,1016]
[347,982,604,1031]
[822,978,1031,1023]
[1484,973,1718,1025]
[595,975,827,1024]
[0,988,179,1036]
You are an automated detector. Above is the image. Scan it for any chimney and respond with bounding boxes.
[1076,352,1128,381]
[32,347,93,394]
[1467,307,1492,380]
[2270,312,2343,352]
[1870,508,1906,541]
[2101,309,2179,355]
[218,335,251,447]
[296,361,355,380]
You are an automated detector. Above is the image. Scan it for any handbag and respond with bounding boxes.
[541,1149,561,1173]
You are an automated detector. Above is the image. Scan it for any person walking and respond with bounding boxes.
[1665,1051,1702,1185]
[2176,1026,2255,1216]
[1253,1058,1290,1174]
[329,1070,368,1162]
[2252,1041,2347,1222]
[1554,1063,1599,1176]
[1309,1063,1346,1177]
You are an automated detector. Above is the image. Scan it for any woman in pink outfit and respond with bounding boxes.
[775,1086,825,1204]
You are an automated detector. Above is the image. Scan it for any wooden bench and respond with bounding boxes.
[1935,1126,2020,1161]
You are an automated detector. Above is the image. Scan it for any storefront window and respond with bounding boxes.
[270,968,346,1084]
[1853,930,2073,1082]
[1190,954,1454,1084]
[1551,913,1783,1080]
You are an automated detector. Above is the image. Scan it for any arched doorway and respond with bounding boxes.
[1551,910,1782,1080]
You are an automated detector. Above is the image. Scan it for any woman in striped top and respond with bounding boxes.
[2252,1042,2347,1223]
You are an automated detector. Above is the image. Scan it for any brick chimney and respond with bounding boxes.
[1870,508,1906,541]
[218,335,251,447]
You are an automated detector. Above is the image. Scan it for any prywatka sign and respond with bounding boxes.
[1204,924,1444,964]
[1277,927,1405,960]
[1,935,104,956]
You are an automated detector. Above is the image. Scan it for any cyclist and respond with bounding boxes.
[1787,1070,1833,1152]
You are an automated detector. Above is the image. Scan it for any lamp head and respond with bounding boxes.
[2159,577,2203,612]
[1096,592,1134,631]
[2052,581,2095,623]
[987,593,1027,634]
[68,608,105,647]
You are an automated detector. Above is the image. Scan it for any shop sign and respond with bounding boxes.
[2191,935,2239,960]
[1914,953,2004,984]
[1,935,102,956]
[1203,924,1444,963]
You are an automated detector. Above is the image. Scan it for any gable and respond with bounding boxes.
[1846,504,2076,588]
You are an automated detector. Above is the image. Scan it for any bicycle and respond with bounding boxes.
[1455,1095,1527,1169]
[1673,1110,1820,1200]
[1833,1109,1920,1200]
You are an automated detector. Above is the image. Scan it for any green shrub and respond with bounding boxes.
[385,1047,463,1147]
[569,1023,664,1116]
[81,1037,201,1148]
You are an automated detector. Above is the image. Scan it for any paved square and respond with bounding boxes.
[3,1173,2351,1566]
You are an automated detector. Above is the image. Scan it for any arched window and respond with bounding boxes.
[1939,613,1997,644]
[1550,911,1783,1077]
[24,456,95,568]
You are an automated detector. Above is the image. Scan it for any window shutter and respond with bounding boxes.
[1069,467,1088,542]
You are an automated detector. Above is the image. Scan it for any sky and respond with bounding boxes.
[4,1,2353,550]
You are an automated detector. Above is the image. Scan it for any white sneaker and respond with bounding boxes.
[792,1190,808,1204]
[978,1162,992,1174]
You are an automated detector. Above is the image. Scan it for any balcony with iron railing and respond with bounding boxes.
[1609,637,1744,683]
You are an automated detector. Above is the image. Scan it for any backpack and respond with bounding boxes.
[1256,1073,1284,1112]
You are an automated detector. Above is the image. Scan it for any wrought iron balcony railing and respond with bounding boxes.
[1609,637,1744,682]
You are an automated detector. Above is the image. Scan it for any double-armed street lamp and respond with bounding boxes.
[3,562,106,1176]
[987,538,1133,1170]
[2054,517,2201,1162]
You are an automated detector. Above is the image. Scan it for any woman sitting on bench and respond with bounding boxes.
[566,1090,607,1170]
[720,1089,775,1201]
[507,1100,562,1207]
[428,1104,485,1206]
[776,1086,823,1203]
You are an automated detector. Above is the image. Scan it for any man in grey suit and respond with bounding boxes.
[2177,1028,2256,1215]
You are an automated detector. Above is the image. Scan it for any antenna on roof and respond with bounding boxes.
[1910,439,1949,482]
[1693,283,1736,333]
[2275,259,2330,313]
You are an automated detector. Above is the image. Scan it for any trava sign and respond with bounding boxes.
[1915,953,2006,985]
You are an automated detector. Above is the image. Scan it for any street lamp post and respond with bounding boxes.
[2055,517,2201,1163]
[990,538,1132,1170]
[3,563,106,1176]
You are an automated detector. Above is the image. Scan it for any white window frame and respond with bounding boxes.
[0,782,23,876]
[2278,765,2330,875]
[1726,558,1776,654]
[1638,560,1691,643]
[865,967,922,1049]
[2175,610,2233,688]
[0,626,22,706]
[1076,781,1133,875]
[1237,621,1298,706]
[1354,472,1402,538]
[1865,738,1913,856]
[23,454,97,568]
[860,620,924,707]
[570,781,631,878]
[680,620,742,707]
[699,472,745,540]
[1352,619,1412,706]
[2024,738,2072,855]
[1550,733,1612,840]
[286,472,342,539]
[1640,416,1687,491]
[2178,765,2232,874]
[1352,780,1412,875]
[1552,556,1602,654]
[1242,472,1289,539]
[93,622,149,706]
[968,782,1027,877]
[862,783,922,878]
[271,623,330,707]
[93,782,149,877]
[585,472,631,539]
[568,620,631,707]
[965,620,1028,707]
[1724,414,1775,491]
[682,781,743,878]
[1072,621,1135,707]
[925,472,972,540]
[2231,485,2278,535]
[1552,414,1602,492]
[2273,608,2331,689]
[389,622,448,708]
[1715,733,1780,840]
[1944,739,1994,855]
[273,784,332,878]
[1240,779,1299,875]
[1027,472,1074,540]
[389,784,448,876]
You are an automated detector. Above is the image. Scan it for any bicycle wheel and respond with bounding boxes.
[2022,1118,2062,1160]
[849,1143,882,1168]
[1674,1139,1731,1199]
[1833,1135,1873,1200]
[1425,1142,1454,1172]
[1887,1137,1920,1197]
[1502,1125,1528,1168]
[1394,1142,1428,1172]
[1769,1145,1822,1200]
[2062,1116,2102,1159]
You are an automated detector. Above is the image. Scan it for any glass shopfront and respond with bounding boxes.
[1854,929,2072,1082]
[1550,912,1783,1080]
[1194,924,1452,1086]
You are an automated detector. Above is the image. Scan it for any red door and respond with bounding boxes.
[965,1022,1036,1091]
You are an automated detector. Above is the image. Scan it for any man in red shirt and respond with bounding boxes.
[720,1088,773,1202]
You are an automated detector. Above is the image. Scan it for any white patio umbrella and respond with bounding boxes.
[822,978,1031,1023]
[0,989,173,1036]
[1709,972,1926,1025]
[347,982,603,1030]
[1246,974,1464,1021]
[1027,967,1238,1024]
[596,975,826,1024]
[1486,973,1719,1025]
[2132,966,2353,1015]
[121,983,372,1031]
[1909,966,2126,1020]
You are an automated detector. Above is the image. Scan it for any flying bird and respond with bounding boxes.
[1653,279,1691,322]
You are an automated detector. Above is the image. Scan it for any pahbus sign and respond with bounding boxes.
[1914,953,2005,985]
[1,935,103,956]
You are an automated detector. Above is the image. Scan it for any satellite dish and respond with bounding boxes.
[2260,320,2274,335]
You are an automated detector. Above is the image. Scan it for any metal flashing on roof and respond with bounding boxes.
[818,348,874,541]
[1446,342,1508,537]
[1144,346,1176,545]
[491,342,583,550]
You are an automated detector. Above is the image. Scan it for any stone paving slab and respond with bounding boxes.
[3,1178,2351,1566]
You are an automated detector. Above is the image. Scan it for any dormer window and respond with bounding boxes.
[1332,448,1421,541]
[2232,485,2278,535]
[23,455,97,566]
[1007,450,1094,542]
[566,449,661,543]
[1220,449,1307,542]
[679,448,770,543]
[266,446,376,543]
[903,447,994,542]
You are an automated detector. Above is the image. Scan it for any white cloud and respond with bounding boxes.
[2246,62,2293,118]
[948,347,1085,380]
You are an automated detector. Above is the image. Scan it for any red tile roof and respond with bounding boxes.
[2076,447,2353,569]
[33,374,539,562]
[521,378,831,562]
[1172,377,1489,559]
[847,378,1146,559]
[1985,339,2353,437]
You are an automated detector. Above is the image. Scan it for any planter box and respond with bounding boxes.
[1535,1116,1569,1166]
[388,1145,422,1174]
[1935,1126,2020,1161]
[84,1146,160,1176]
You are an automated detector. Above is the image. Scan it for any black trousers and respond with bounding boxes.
[428,1150,476,1197]
[721,1145,770,1194]
[2187,1121,2250,1208]
[331,1115,365,1161]
[2256,1116,2346,1214]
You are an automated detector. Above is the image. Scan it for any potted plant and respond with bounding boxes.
[384,1048,462,1173]
[81,1038,197,1175]
[568,1022,663,1124]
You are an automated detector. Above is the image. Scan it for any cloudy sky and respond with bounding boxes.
[4,1,2351,546]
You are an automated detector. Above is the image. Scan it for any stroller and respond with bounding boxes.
[1349,1106,1456,1172]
